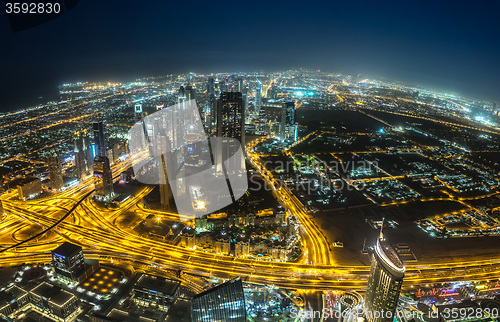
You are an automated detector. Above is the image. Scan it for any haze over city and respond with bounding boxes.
[1,1,500,322]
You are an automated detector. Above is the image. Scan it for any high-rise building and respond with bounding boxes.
[216,92,245,146]
[74,129,92,179]
[206,78,216,133]
[191,277,246,322]
[47,151,64,190]
[134,103,144,124]
[158,130,175,211]
[93,156,114,201]
[93,121,106,157]
[364,232,405,322]
[216,92,246,173]
[255,79,262,113]
[284,100,296,125]
[51,242,85,283]
[280,100,297,142]
[185,84,196,102]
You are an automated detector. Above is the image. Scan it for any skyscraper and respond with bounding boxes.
[134,104,144,124]
[47,151,64,190]
[93,156,113,201]
[206,78,216,133]
[93,121,106,157]
[364,232,405,322]
[191,277,246,322]
[280,100,297,142]
[216,92,246,173]
[74,129,92,179]
[158,130,175,211]
[216,92,245,146]
[255,79,262,113]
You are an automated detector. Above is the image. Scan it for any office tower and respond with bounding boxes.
[255,79,262,113]
[16,177,42,200]
[178,85,186,105]
[216,92,246,173]
[51,242,85,283]
[93,121,106,157]
[280,100,297,142]
[47,151,64,190]
[134,103,144,123]
[280,105,287,141]
[191,277,246,322]
[206,78,216,133]
[185,84,196,102]
[158,130,175,211]
[93,156,114,201]
[74,130,91,179]
[216,92,245,146]
[364,232,405,322]
[284,100,296,125]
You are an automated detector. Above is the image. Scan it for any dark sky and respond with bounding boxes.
[1,0,499,112]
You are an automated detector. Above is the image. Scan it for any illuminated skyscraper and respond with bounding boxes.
[47,151,64,190]
[364,232,405,322]
[191,277,246,322]
[216,92,245,146]
[93,121,106,157]
[93,156,114,201]
[255,79,262,113]
[74,129,92,179]
[216,92,246,173]
[206,78,216,133]
[280,100,297,142]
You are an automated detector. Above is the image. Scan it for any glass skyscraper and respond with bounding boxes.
[191,277,246,322]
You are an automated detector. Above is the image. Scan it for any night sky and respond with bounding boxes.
[1,0,499,112]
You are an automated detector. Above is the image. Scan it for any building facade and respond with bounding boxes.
[93,156,114,201]
[191,277,246,322]
[364,233,405,322]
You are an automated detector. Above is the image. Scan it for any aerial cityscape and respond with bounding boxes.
[2,1,500,321]
[0,71,499,321]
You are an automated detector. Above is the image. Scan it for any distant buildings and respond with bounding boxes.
[47,151,64,190]
[93,121,106,158]
[191,277,246,322]
[16,177,42,200]
[364,232,405,322]
[93,156,114,201]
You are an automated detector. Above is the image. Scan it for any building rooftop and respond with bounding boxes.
[375,237,405,277]
[134,274,180,296]
[193,277,243,300]
[52,242,82,258]
[30,282,75,306]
